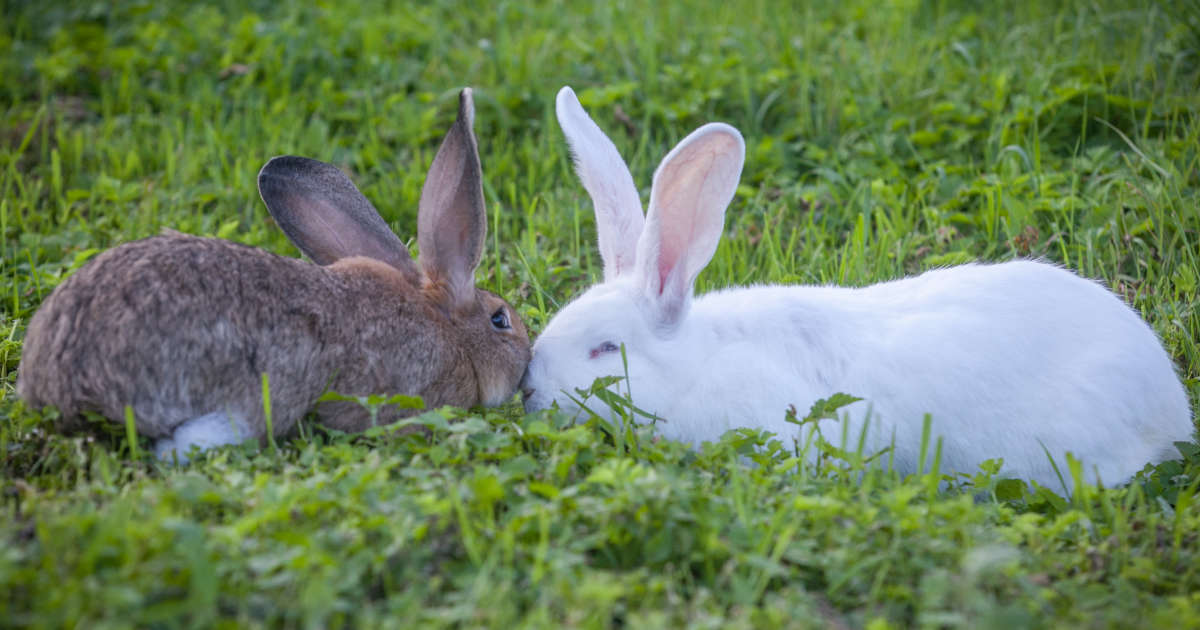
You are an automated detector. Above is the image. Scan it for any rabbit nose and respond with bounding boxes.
[518,366,534,401]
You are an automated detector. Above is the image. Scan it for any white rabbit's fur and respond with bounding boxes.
[523,86,1194,489]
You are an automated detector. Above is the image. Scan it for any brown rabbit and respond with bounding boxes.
[17,88,531,461]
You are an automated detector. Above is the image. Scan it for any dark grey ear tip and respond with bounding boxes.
[457,88,475,129]
[258,155,302,194]
[258,156,356,201]
[259,155,321,179]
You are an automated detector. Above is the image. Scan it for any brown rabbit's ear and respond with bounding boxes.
[417,88,486,307]
[257,156,418,279]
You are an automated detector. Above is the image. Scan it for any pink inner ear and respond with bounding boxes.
[657,250,678,296]
[640,124,742,320]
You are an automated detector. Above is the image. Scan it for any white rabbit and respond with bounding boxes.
[521,86,1195,489]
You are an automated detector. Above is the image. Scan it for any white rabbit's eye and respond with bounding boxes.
[490,308,511,330]
[588,341,620,359]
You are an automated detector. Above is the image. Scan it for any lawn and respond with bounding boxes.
[3,0,1200,627]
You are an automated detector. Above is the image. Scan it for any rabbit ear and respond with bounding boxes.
[418,88,487,307]
[635,123,744,328]
[258,156,418,279]
[556,86,644,281]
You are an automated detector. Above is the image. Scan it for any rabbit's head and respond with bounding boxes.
[522,87,744,418]
[258,89,530,408]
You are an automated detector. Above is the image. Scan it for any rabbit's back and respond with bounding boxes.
[857,261,1190,481]
[692,261,1193,485]
[19,233,346,437]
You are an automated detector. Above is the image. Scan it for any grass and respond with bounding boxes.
[3,0,1200,626]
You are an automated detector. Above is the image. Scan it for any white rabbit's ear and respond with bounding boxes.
[418,88,487,307]
[635,123,744,329]
[556,86,644,280]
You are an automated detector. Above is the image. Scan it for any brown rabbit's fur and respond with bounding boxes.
[17,88,530,453]
[18,232,528,439]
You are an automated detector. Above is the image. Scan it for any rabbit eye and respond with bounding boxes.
[490,308,511,330]
[588,341,620,359]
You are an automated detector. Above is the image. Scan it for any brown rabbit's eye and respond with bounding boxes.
[490,308,511,330]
